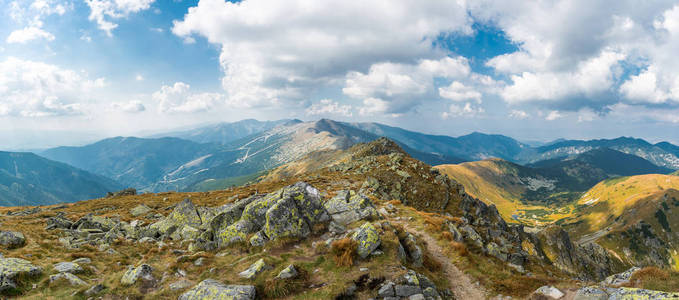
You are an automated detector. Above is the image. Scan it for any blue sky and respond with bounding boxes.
[2,0,679,149]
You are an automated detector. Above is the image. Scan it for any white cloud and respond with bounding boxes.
[470,1,679,111]
[6,27,55,43]
[135,74,144,81]
[439,81,482,103]
[343,57,473,114]
[111,100,145,113]
[173,0,472,108]
[152,82,222,113]
[358,98,391,116]
[6,0,66,43]
[545,110,563,121]
[85,0,156,36]
[500,51,625,105]
[305,99,352,117]
[0,57,105,117]
[508,109,529,119]
[441,103,484,119]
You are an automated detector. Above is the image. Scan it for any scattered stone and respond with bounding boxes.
[72,257,92,265]
[121,264,154,286]
[84,284,105,296]
[324,191,379,225]
[179,279,256,300]
[238,259,271,279]
[602,267,640,286]
[130,204,152,217]
[0,258,42,293]
[276,264,298,279]
[378,281,396,297]
[533,285,564,299]
[352,222,381,258]
[0,231,26,249]
[360,267,369,272]
[54,262,83,274]
[395,285,422,297]
[194,257,205,266]
[49,272,87,286]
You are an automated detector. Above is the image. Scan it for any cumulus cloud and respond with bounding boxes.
[85,0,156,36]
[469,1,679,112]
[173,0,473,108]
[441,103,485,119]
[508,109,529,119]
[0,57,105,117]
[152,82,222,113]
[343,57,475,114]
[6,27,55,43]
[6,0,66,43]
[439,81,482,103]
[111,100,145,113]
[305,99,352,117]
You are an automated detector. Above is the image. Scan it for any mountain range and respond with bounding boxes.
[0,118,677,206]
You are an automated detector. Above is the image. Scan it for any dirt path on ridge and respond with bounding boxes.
[400,222,488,300]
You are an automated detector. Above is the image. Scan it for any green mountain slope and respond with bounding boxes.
[522,137,679,170]
[0,151,122,206]
[41,137,216,191]
[348,122,526,161]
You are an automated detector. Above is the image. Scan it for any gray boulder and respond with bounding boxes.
[238,259,271,280]
[130,204,152,217]
[121,264,154,286]
[276,264,298,279]
[54,262,84,274]
[0,257,42,293]
[179,279,256,300]
[352,222,381,259]
[0,231,25,249]
[324,191,378,225]
[49,272,87,286]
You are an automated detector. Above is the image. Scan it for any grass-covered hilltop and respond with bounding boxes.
[2,138,679,299]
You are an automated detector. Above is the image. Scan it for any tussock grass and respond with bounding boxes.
[330,238,357,267]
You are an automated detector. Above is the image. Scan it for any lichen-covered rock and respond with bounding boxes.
[54,262,83,274]
[0,231,25,249]
[264,196,311,240]
[276,264,298,279]
[0,258,42,293]
[49,272,87,286]
[84,283,105,296]
[180,226,201,241]
[249,231,267,247]
[602,267,640,286]
[72,215,118,232]
[238,258,271,279]
[121,264,154,286]
[573,286,679,300]
[215,182,329,247]
[46,213,73,230]
[533,285,564,299]
[150,198,202,236]
[324,191,378,225]
[208,196,259,233]
[130,204,152,217]
[179,279,256,300]
[352,222,381,259]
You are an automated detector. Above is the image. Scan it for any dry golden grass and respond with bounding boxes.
[330,238,358,267]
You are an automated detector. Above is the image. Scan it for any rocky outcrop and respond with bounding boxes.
[121,264,154,286]
[238,259,271,280]
[214,182,330,247]
[376,270,442,300]
[0,231,26,249]
[179,279,256,300]
[573,286,679,299]
[324,190,379,225]
[353,222,381,258]
[49,272,87,286]
[0,258,42,293]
